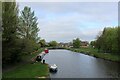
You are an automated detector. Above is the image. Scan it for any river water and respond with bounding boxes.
[43,49,119,78]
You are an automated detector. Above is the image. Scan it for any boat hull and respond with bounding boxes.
[49,68,58,72]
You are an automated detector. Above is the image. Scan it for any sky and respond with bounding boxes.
[17,2,118,43]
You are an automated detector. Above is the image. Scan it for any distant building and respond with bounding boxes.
[59,42,64,47]
[81,41,89,47]
[58,41,89,48]
[58,42,73,48]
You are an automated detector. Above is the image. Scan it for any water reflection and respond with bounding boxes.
[44,49,119,78]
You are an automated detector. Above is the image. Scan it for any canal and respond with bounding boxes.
[43,49,119,78]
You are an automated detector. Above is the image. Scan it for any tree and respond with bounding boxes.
[18,6,40,42]
[18,6,40,54]
[90,41,96,48]
[39,39,46,47]
[2,2,22,65]
[2,2,18,41]
[73,38,81,48]
[95,27,119,54]
[49,41,58,47]
[118,27,120,54]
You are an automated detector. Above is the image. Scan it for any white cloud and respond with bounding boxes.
[18,2,118,42]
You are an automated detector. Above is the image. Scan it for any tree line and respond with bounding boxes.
[2,2,40,66]
[90,27,120,55]
[38,39,58,47]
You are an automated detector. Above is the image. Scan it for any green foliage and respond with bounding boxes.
[39,39,46,47]
[49,41,58,47]
[21,39,39,54]
[118,27,120,53]
[18,6,40,55]
[2,2,18,41]
[95,27,119,54]
[2,2,20,65]
[2,2,40,66]
[67,47,120,62]
[73,38,81,48]
[90,41,96,47]
[18,6,40,42]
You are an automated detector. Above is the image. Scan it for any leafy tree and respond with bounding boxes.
[39,39,46,47]
[18,6,40,42]
[2,3,41,66]
[73,38,81,48]
[2,2,18,41]
[2,2,22,65]
[95,27,119,54]
[90,41,96,48]
[18,6,40,54]
[49,41,58,47]
[117,27,120,53]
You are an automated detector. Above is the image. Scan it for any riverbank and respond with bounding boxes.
[2,48,50,78]
[66,47,120,62]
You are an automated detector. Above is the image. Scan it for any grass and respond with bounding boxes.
[2,63,49,78]
[2,48,49,78]
[66,47,120,62]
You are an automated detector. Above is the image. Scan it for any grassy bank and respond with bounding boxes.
[2,48,49,78]
[66,47,120,62]
[2,63,49,78]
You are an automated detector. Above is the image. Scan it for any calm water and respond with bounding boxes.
[43,49,119,78]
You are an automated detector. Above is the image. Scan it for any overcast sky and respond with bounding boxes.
[18,2,118,43]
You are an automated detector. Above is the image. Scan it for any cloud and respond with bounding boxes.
[18,2,118,42]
